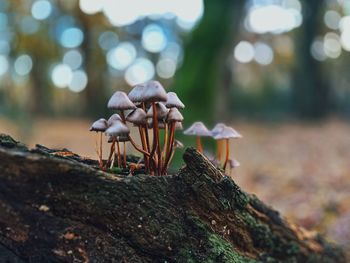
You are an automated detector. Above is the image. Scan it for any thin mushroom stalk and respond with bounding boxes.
[196,136,203,153]
[163,122,175,174]
[223,138,230,170]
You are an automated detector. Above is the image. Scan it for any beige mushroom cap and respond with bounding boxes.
[165,92,185,109]
[128,84,146,103]
[183,122,211,137]
[167,107,184,122]
[107,91,136,110]
[107,114,122,126]
[228,159,240,168]
[90,118,108,132]
[213,126,242,140]
[146,102,169,120]
[211,123,227,136]
[105,120,130,137]
[143,81,168,102]
[126,108,147,125]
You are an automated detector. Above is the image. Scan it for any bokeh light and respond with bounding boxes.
[247,4,302,34]
[14,54,33,76]
[324,10,341,30]
[98,31,119,51]
[63,50,83,70]
[51,64,73,88]
[60,27,84,48]
[107,42,137,70]
[20,16,40,34]
[234,41,255,63]
[0,40,10,55]
[31,0,52,21]
[0,55,9,76]
[254,42,274,65]
[156,58,176,79]
[79,0,103,15]
[142,24,167,53]
[324,32,342,59]
[311,39,327,61]
[125,58,155,86]
[68,70,88,93]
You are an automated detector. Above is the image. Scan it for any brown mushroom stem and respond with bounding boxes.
[94,133,103,168]
[149,102,160,175]
[196,136,203,153]
[163,122,175,174]
[223,139,230,170]
[138,126,149,173]
[162,122,168,160]
[106,141,115,168]
[99,132,103,167]
[123,142,127,168]
[142,103,151,152]
[116,141,122,168]
[128,135,151,157]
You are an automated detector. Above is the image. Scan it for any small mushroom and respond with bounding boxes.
[107,91,136,122]
[183,122,211,153]
[142,81,168,175]
[165,92,185,109]
[213,126,242,171]
[107,114,122,126]
[89,118,108,168]
[163,108,184,173]
[128,83,146,103]
[211,123,227,160]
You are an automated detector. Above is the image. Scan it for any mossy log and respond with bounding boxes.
[0,134,346,263]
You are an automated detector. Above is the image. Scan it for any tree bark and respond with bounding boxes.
[0,134,346,263]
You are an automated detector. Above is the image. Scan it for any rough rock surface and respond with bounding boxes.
[0,134,346,262]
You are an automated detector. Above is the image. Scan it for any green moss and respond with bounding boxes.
[0,134,27,150]
[207,233,257,263]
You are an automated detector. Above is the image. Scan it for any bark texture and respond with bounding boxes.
[0,134,346,263]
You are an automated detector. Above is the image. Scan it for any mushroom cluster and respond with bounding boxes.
[89,80,184,176]
[184,122,242,174]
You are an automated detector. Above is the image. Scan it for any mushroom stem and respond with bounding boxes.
[116,140,122,168]
[123,142,127,168]
[196,136,203,153]
[162,122,168,160]
[149,102,160,175]
[99,132,103,167]
[163,122,175,174]
[138,126,149,173]
[217,140,222,162]
[128,135,151,157]
[106,141,115,168]
[223,139,230,170]
[142,103,151,152]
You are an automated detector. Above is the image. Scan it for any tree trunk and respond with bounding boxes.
[172,0,246,125]
[292,0,330,119]
[0,134,346,262]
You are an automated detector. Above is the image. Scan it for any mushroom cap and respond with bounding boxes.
[142,81,168,102]
[174,139,184,149]
[228,159,240,168]
[175,122,183,130]
[165,92,185,109]
[183,122,211,137]
[211,123,227,136]
[213,126,242,140]
[147,119,166,129]
[146,102,169,120]
[107,114,122,126]
[128,84,146,103]
[107,91,137,110]
[90,118,108,132]
[167,107,184,122]
[126,108,147,125]
[107,135,130,143]
[105,120,130,137]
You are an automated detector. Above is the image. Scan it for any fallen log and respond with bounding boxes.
[0,134,346,262]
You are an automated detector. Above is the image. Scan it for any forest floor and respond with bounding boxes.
[1,117,349,253]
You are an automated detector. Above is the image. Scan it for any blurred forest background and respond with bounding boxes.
[1,0,350,254]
